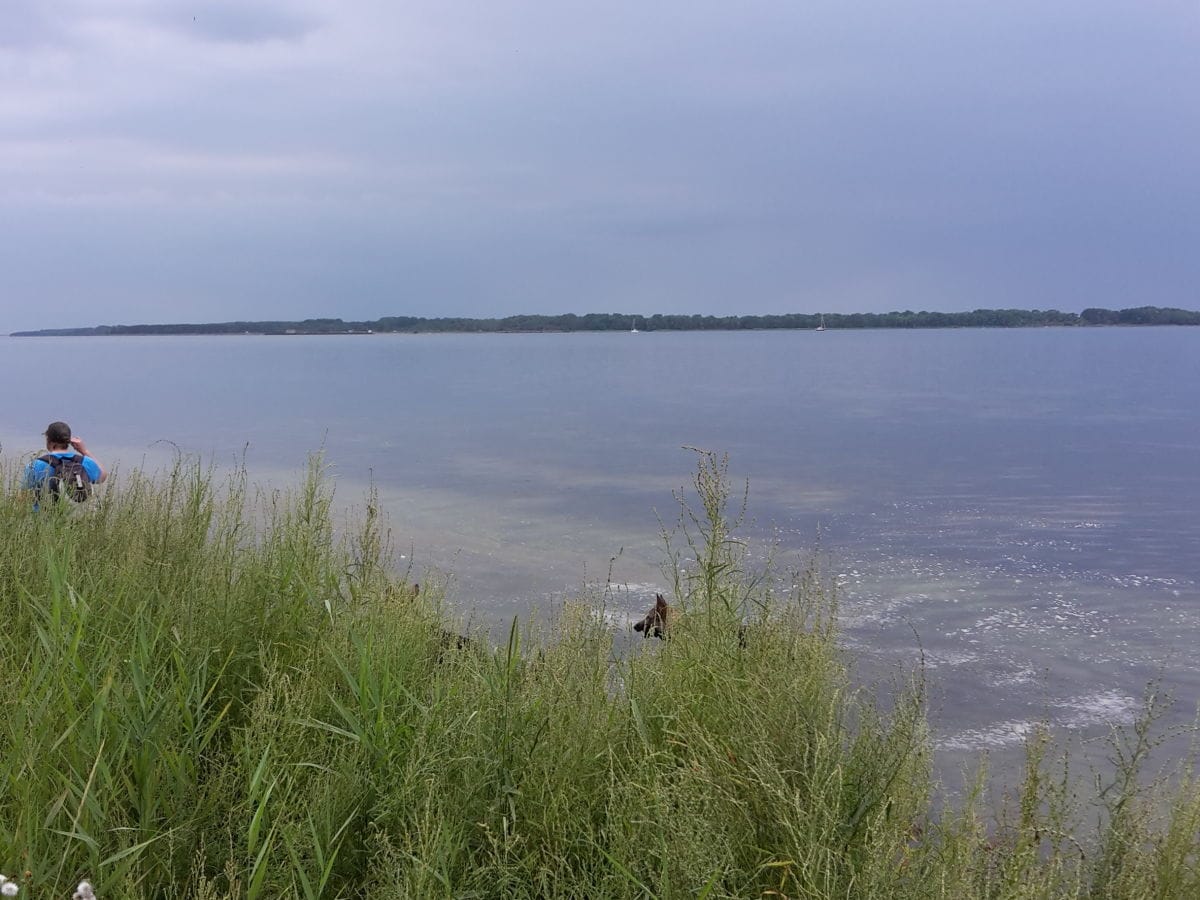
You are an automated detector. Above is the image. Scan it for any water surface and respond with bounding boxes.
[3,328,1197,781]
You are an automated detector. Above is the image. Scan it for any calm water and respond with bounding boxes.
[3,328,1198,778]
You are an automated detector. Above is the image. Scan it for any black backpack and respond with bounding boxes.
[37,453,93,503]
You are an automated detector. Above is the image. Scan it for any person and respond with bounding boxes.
[23,421,107,506]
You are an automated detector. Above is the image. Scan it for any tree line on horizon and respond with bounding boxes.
[11,305,1200,336]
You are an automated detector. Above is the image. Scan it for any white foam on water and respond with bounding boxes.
[936,689,1140,752]
[601,581,663,597]
[922,651,980,669]
[992,667,1039,686]
[594,608,638,628]
[1056,689,1140,730]
[937,719,1039,751]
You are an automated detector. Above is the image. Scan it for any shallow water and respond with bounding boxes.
[3,327,1197,782]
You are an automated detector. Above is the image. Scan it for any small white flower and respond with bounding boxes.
[74,882,96,900]
[1,881,18,897]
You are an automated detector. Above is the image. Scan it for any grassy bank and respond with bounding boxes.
[1,452,1198,898]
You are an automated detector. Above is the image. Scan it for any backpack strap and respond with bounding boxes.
[37,453,65,471]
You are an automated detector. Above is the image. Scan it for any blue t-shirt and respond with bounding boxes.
[23,451,103,491]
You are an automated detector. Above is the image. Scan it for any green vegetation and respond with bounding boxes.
[2,451,1199,898]
[10,305,1200,336]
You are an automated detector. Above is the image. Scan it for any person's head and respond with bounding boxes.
[44,421,72,450]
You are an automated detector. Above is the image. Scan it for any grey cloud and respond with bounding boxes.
[0,1,71,49]
[152,2,319,45]
[1,1,1198,333]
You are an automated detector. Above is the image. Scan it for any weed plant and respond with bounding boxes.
[0,450,1197,898]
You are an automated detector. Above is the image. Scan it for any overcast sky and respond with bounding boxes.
[2,1,1197,331]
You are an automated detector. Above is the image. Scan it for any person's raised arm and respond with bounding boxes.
[69,436,107,483]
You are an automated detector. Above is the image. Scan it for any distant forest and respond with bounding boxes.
[10,306,1200,337]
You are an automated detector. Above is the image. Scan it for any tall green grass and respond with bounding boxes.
[0,450,1197,898]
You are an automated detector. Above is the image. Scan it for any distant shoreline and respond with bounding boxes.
[10,305,1200,337]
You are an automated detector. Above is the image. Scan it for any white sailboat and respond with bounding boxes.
[816,314,826,332]
[630,318,639,334]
